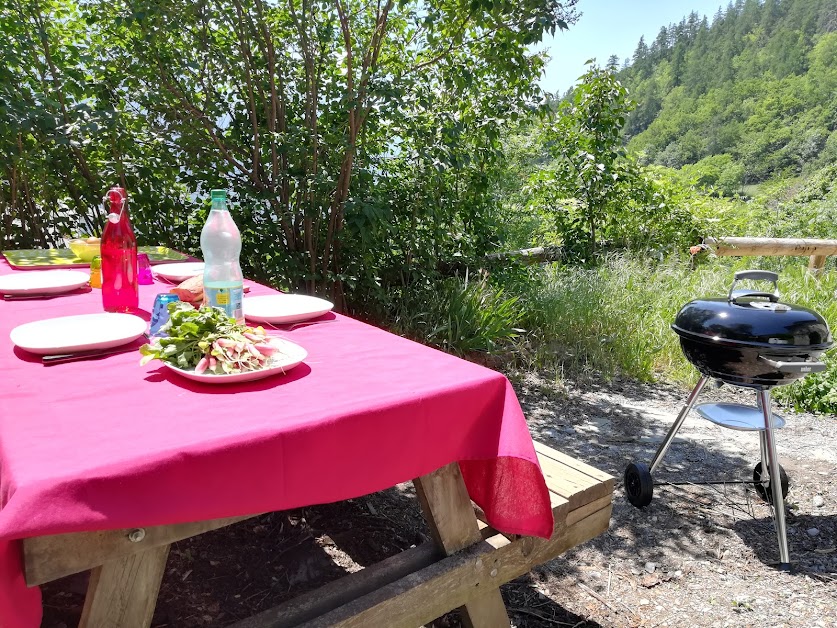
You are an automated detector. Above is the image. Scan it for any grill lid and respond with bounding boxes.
[671,270,833,350]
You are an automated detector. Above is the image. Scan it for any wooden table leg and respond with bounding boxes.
[414,463,511,628]
[78,543,170,628]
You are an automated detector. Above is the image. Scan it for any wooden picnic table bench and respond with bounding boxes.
[23,441,613,628]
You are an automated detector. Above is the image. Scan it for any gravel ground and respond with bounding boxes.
[41,372,836,628]
[511,371,837,628]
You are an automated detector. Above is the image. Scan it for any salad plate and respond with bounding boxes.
[10,313,147,355]
[0,269,89,295]
[152,262,205,283]
[243,294,334,325]
[162,338,308,384]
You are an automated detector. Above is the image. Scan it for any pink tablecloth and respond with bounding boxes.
[0,260,552,627]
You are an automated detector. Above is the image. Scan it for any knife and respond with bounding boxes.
[4,290,91,301]
[41,335,149,366]
[264,319,337,331]
[42,345,142,366]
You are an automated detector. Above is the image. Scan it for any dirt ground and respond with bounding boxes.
[42,372,836,628]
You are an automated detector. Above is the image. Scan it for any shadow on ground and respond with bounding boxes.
[516,369,835,584]
[732,512,836,574]
[41,373,830,627]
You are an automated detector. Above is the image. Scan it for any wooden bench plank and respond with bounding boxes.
[292,504,612,628]
[230,543,441,628]
[536,454,611,511]
[474,493,569,528]
[566,495,613,527]
[476,445,609,537]
[534,441,615,487]
[546,489,570,517]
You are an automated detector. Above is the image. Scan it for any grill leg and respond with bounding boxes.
[757,431,770,493]
[758,399,769,494]
[758,389,791,571]
[650,376,709,473]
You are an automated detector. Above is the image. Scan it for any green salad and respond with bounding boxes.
[140,302,283,375]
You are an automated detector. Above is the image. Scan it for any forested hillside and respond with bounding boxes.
[619,0,837,186]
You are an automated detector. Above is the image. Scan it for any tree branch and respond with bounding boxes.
[154,59,254,184]
[229,0,265,186]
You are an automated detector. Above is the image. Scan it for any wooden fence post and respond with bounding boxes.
[809,255,827,274]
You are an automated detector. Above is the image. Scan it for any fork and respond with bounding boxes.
[262,319,336,332]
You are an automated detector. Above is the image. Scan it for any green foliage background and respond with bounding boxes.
[0,0,579,305]
[1,0,836,413]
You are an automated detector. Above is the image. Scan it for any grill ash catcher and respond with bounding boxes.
[624,270,833,571]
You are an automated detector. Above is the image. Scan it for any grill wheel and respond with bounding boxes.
[624,462,654,508]
[753,461,790,503]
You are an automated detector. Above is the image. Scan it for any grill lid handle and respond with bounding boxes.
[734,270,779,282]
[729,270,780,303]
[758,356,827,374]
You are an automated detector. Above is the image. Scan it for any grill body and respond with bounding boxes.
[672,296,832,388]
[626,270,833,571]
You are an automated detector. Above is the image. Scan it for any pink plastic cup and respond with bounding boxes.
[137,253,154,285]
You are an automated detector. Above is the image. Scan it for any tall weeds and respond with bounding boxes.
[388,277,523,358]
[383,253,836,413]
[516,254,837,413]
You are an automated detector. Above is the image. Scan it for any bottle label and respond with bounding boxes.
[205,285,244,321]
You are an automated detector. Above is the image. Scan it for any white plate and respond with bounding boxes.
[243,294,334,325]
[0,270,89,295]
[162,338,307,384]
[10,313,147,355]
[152,262,205,283]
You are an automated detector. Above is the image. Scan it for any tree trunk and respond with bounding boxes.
[589,206,597,256]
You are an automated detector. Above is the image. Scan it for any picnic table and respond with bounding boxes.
[0,257,613,627]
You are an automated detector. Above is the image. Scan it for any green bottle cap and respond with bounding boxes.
[211,189,227,201]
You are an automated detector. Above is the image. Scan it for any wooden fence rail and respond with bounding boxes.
[483,246,564,265]
[704,237,837,274]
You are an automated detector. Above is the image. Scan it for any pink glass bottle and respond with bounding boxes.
[101,186,138,312]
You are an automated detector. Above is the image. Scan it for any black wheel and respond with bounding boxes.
[624,462,654,508]
[753,461,789,503]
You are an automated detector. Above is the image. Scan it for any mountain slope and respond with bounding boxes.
[619,0,837,184]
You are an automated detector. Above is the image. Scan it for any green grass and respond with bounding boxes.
[379,252,836,414]
[511,254,837,412]
[386,276,524,359]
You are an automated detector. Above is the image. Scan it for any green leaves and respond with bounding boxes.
[3,0,582,326]
[501,62,704,262]
[776,354,837,415]
[538,62,639,257]
[621,0,837,183]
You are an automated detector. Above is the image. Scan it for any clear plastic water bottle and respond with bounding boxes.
[201,189,244,322]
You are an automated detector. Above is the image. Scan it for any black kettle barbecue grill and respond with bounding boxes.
[624,270,833,571]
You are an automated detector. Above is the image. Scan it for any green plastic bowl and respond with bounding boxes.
[67,238,101,262]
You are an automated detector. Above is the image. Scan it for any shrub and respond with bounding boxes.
[388,277,524,359]
[776,355,837,415]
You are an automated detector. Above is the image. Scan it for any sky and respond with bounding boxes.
[538,0,726,96]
